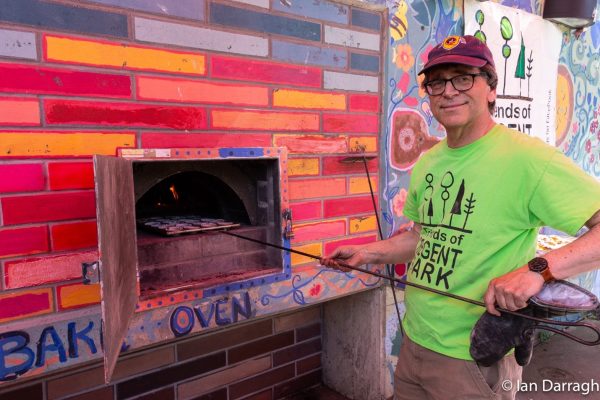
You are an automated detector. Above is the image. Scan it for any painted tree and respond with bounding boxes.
[449,180,465,227]
[526,50,533,98]
[474,10,487,43]
[500,16,513,95]
[515,35,526,96]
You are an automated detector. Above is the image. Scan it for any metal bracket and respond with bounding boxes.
[82,261,100,284]
[283,208,294,240]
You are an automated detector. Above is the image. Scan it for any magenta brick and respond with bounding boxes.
[0,164,45,193]
[2,191,96,225]
[48,162,95,190]
[323,113,379,133]
[322,156,378,175]
[51,220,98,251]
[323,196,377,218]
[0,226,49,258]
[212,56,322,88]
[324,234,377,254]
[44,99,206,130]
[349,94,379,112]
[0,288,53,323]
[0,63,131,98]
[290,201,321,222]
[142,133,272,148]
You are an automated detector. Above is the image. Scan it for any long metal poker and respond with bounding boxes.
[216,229,600,346]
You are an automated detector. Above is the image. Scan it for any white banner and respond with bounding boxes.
[464,0,562,144]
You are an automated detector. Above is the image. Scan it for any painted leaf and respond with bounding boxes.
[500,17,513,40]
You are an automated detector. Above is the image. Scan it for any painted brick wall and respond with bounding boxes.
[0,0,384,395]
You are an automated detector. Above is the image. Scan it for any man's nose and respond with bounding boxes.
[443,80,459,96]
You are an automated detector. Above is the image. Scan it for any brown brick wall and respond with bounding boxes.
[0,306,323,400]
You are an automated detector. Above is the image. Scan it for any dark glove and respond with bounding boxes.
[470,305,537,367]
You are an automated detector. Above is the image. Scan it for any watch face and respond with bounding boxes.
[528,257,548,273]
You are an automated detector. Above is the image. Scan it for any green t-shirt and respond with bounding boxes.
[403,124,600,360]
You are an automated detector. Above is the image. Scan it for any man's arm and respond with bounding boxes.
[484,209,600,315]
[322,223,421,269]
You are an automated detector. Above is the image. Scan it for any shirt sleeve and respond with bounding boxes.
[529,151,600,236]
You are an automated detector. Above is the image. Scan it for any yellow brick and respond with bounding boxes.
[349,136,377,152]
[0,132,135,157]
[349,215,377,234]
[349,176,377,194]
[291,242,322,266]
[273,89,346,110]
[288,158,319,176]
[45,35,206,75]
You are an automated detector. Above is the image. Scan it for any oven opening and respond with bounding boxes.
[133,159,282,298]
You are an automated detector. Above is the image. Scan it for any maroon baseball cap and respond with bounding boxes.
[418,35,496,75]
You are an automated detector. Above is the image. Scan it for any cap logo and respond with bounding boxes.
[441,35,462,50]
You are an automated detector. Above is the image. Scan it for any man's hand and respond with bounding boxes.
[483,266,544,316]
[321,245,369,272]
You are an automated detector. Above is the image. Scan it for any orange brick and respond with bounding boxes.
[288,158,319,176]
[137,76,268,106]
[211,110,319,131]
[349,215,377,234]
[349,136,377,152]
[289,178,345,200]
[291,242,322,266]
[273,89,345,110]
[57,283,100,310]
[349,176,377,194]
[274,135,348,154]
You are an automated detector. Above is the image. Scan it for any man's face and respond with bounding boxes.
[425,64,496,131]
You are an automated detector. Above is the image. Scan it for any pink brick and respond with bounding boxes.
[0,288,54,323]
[322,156,378,175]
[0,164,45,193]
[324,196,377,218]
[141,133,272,148]
[48,162,94,190]
[51,220,98,251]
[324,234,377,255]
[323,114,379,133]
[293,220,346,243]
[290,201,321,222]
[274,135,347,154]
[211,56,322,88]
[349,94,379,112]
[2,191,96,225]
[289,178,345,201]
[0,226,49,258]
[5,250,97,289]
[44,99,206,130]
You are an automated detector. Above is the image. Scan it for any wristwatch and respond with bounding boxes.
[528,257,555,283]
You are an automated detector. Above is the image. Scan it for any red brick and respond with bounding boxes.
[63,386,114,400]
[324,234,377,255]
[323,113,379,133]
[2,191,96,225]
[48,162,94,190]
[44,99,206,130]
[274,135,347,154]
[142,133,271,149]
[0,226,49,258]
[0,63,131,98]
[228,331,294,364]
[296,323,321,342]
[273,370,321,399]
[0,288,53,323]
[5,250,97,289]
[349,94,379,112]
[323,196,377,218]
[51,220,98,251]
[229,365,295,399]
[290,201,321,222]
[240,389,272,400]
[273,338,321,366]
[322,156,378,175]
[293,220,345,243]
[0,164,45,193]
[296,354,321,375]
[212,56,321,88]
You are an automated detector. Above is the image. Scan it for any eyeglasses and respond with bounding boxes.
[424,72,489,96]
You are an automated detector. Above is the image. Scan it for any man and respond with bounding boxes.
[322,35,600,399]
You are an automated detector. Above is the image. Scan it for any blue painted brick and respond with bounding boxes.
[272,0,348,25]
[82,0,205,21]
[211,3,321,42]
[0,0,128,38]
[272,40,347,68]
[351,9,382,31]
[350,53,380,73]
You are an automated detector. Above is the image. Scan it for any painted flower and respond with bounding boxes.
[309,284,322,297]
[394,44,415,71]
[392,188,408,217]
[585,139,592,153]
[417,73,427,98]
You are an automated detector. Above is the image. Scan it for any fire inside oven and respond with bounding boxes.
[133,158,282,298]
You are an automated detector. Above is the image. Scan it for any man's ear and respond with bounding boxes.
[487,87,497,104]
